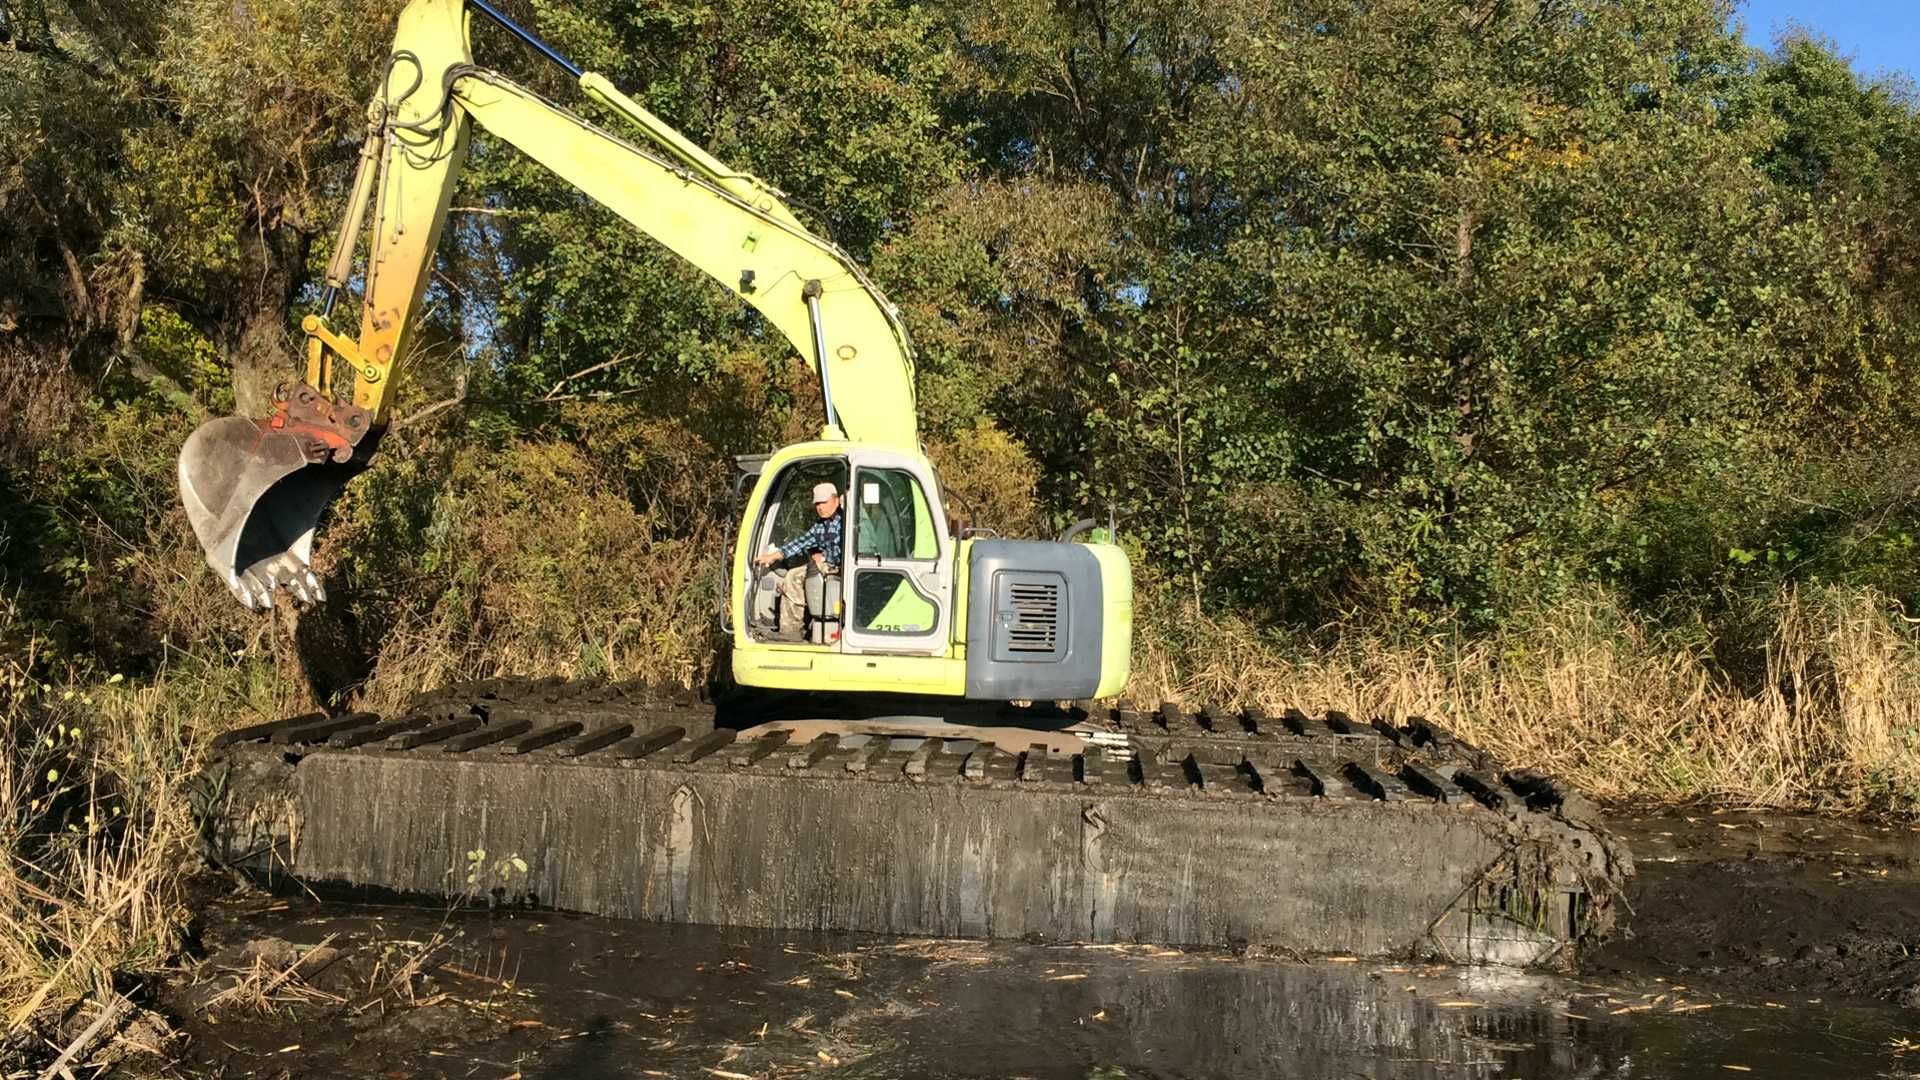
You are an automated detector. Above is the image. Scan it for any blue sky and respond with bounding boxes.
[1735,1,1920,81]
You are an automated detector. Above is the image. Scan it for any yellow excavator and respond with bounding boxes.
[176,0,1130,702]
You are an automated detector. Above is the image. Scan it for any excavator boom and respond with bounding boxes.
[179,0,917,608]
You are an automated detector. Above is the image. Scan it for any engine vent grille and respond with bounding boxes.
[992,572,1067,663]
[1005,581,1061,653]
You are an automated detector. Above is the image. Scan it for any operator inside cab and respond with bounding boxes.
[752,482,843,640]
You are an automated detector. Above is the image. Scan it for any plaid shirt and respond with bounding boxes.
[778,510,844,564]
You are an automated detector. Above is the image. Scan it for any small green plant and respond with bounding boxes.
[462,847,529,890]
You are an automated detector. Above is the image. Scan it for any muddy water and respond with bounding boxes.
[163,893,1916,1080]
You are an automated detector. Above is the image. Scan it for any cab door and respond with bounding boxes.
[839,450,951,656]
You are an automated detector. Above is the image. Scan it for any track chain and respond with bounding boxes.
[214,676,1594,819]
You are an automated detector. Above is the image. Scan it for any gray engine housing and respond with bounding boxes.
[964,539,1103,700]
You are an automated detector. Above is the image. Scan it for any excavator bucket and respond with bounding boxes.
[177,415,355,609]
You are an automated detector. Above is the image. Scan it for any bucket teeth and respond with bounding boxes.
[227,553,326,610]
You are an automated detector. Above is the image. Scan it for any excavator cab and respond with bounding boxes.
[730,441,1130,700]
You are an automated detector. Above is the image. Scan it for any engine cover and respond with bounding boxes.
[964,539,1106,700]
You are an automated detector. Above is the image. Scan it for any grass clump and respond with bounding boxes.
[0,594,305,1036]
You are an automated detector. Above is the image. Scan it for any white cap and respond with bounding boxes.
[812,482,838,504]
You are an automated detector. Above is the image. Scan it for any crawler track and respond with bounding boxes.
[203,678,1631,968]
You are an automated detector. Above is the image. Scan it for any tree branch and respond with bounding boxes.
[391,374,467,429]
[543,353,640,400]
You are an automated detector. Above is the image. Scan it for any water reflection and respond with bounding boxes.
[497,920,1910,1080]
[199,901,1910,1080]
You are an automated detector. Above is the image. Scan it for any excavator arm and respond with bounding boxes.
[177,0,918,608]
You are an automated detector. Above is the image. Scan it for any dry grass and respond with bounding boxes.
[0,345,82,468]
[202,933,346,1013]
[1131,584,1920,815]
[0,599,299,1033]
[0,687,193,1028]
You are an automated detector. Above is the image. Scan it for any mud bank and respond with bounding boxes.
[1593,809,1920,1007]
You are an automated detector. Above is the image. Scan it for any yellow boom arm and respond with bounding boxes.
[176,0,922,607]
[315,0,918,446]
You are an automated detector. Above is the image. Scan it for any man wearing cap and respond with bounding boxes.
[752,482,844,638]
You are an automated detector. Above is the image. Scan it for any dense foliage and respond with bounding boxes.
[5,0,1920,677]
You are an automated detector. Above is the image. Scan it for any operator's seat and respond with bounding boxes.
[855,500,895,559]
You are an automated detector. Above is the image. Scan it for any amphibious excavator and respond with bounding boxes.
[187,0,1631,966]
[176,0,1128,702]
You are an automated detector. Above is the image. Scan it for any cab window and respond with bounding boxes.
[852,468,937,561]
